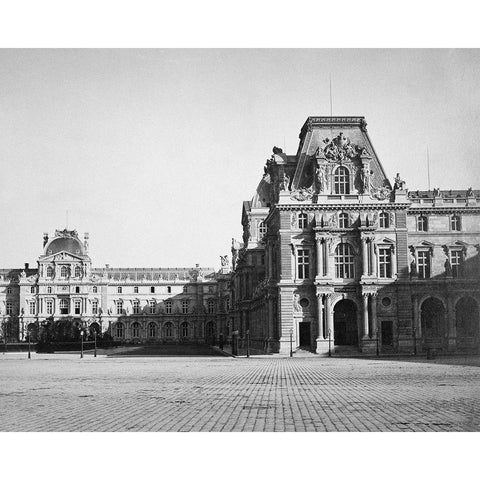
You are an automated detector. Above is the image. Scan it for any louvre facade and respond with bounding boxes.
[230,116,480,355]
[0,229,231,344]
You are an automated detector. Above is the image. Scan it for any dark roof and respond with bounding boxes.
[46,237,85,256]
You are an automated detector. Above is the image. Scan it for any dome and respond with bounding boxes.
[46,236,85,256]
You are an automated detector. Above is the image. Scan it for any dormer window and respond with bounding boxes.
[334,166,350,194]
[258,221,267,238]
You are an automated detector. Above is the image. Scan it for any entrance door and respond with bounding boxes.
[299,322,311,347]
[333,300,358,346]
[381,321,393,346]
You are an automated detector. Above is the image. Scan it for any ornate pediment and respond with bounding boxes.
[318,132,369,163]
[54,228,79,238]
[42,251,85,262]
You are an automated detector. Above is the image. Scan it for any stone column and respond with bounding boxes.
[370,241,376,277]
[391,247,397,278]
[362,293,369,338]
[316,235,323,277]
[446,295,456,351]
[361,237,368,276]
[371,294,377,338]
[324,241,330,278]
[316,294,324,339]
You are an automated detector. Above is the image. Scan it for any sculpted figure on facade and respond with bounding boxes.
[361,163,372,193]
[220,255,228,267]
[315,164,327,193]
[293,293,301,312]
[394,173,406,190]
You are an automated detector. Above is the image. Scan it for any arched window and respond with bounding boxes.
[181,322,189,337]
[417,216,428,232]
[132,322,141,338]
[206,321,215,337]
[92,286,98,293]
[338,212,349,228]
[379,212,389,228]
[450,215,461,231]
[59,298,69,314]
[258,221,267,238]
[148,322,156,338]
[164,322,173,337]
[46,266,54,278]
[334,243,355,278]
[207,299,215,314]
[74,265,82,278]
[334,166,350,194]
[116,322,124,338]
[60,266,69,278]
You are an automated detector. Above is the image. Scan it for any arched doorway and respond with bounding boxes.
[89,322,101,339]
[333,299,358,346]
[456,297,479,348]
[421,297,446,345]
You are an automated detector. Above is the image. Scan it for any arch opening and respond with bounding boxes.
[333,299,358,346]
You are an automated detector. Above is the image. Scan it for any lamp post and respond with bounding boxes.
[246,329,250,358]
[328,328,332,357]
[94,330,97,358]
[376,327,380,357]
[27,331,31,359]
[80,330,84,359]
[413,325,417,356]
[289,328,293,358]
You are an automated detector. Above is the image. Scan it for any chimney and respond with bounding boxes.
[195,263,200,268]
[105,264,110,269]
[24,263,29,270]
[43,232,49,247]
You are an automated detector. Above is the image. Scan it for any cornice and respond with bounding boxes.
[407,206,480,215]
[277,203,410,211]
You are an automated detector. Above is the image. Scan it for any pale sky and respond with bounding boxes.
[1,49,480,269]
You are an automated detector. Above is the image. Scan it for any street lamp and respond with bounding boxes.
[246,329,250,358]
[94,330,97,358]
[328,328,332,357]
[289,328,293,357]
[376,327,380,357]
[413,325,417,356]
[27,331,31,359]
[80,330,84,359]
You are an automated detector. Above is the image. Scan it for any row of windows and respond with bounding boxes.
[20,285,208,295]
[45,265,84,278]
[297,244,394,279]
[295,211,392,230]
[115,321,216,338]
[415,250,464,279]
[417,215,462,232]
[115,298,218,315]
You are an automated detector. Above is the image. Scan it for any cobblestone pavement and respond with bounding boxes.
[1,354,479,431]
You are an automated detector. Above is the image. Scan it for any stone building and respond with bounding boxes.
[230,116,480,355]
[0,229,231,344]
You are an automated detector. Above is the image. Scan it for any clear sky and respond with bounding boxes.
[1,49,479,269]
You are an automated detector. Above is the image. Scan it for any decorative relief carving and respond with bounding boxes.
[290,186,314,201]
[321,132,366,163]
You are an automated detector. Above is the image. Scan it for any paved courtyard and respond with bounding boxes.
[1,353,479,431]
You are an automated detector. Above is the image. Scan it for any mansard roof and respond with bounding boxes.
[43,229,86,257]
[90,267,217,281]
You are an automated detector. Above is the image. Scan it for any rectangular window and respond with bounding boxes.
[133,300,140,314]
[7,287,12,294]
[417,251,430,279]
[149,300,156,314]
[117,286,122,294]
[297,249,310,279]
[74,299,81,315]
[6,302,13,315]
[450,250,463,278]
[167,286,172,293]
[182,300,189,314]
[92,300,98,315]
[134,286,139,294]
[298,213,308,229]
[93,286,98,293]
[30,286,35,294]
[378,247,392,278]
[150,286,155,294]
[165,301,172,314]
[116,301,123,315]
[29,301,36,315]
[75,286,80,293]
[46,300,53,315]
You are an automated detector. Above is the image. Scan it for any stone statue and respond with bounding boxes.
[282,174,290,191]
[220,255,228,267]
[394,173,406,190]
[410,258,417,276]
[467,187,474,197]
[361,164,372,192]
[315,164,327,193]
[444,258,452,276]
[293,294,301,312]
